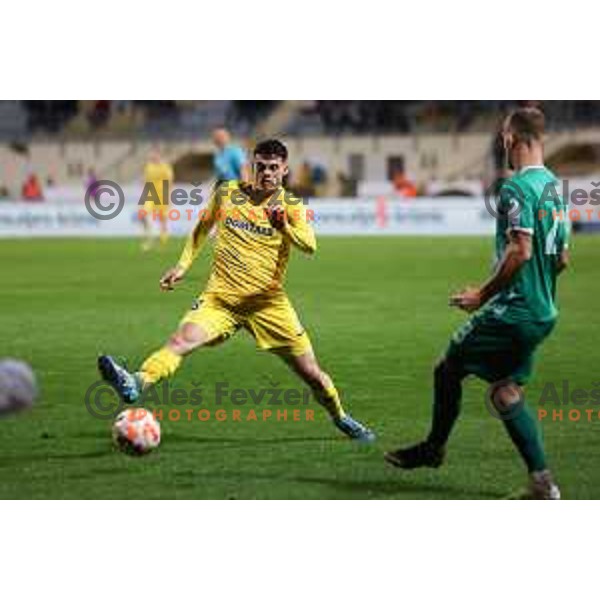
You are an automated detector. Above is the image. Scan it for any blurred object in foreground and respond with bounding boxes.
[0,359,38,417]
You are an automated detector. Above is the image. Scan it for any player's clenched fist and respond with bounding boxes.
[159,266,185,291]
[449,286,482,313]
[267,205,287,230]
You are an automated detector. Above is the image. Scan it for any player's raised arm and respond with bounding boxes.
[280,197,317,254]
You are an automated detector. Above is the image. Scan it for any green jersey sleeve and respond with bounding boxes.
[499,178,535,235]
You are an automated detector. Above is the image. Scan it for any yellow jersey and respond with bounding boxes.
[177,181,316,299]
[143,161,174,205]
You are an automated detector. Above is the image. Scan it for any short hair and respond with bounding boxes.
[507,107,545,146]
[253,139,288,161]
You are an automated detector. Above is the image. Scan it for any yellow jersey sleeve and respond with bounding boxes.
[176,185,221,273]
[282,197,316,254]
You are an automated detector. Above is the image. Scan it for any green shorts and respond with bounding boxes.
[445,307,555,385]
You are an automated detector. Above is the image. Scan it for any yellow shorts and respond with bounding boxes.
[180,292,313,356]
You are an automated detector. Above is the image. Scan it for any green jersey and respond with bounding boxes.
[491,165,569,324]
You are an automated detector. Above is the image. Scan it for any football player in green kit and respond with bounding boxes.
[385,106,570,499]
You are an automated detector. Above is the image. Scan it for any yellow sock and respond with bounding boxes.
[316,385,346,420]
[160,231,169,246]
[138,347,182,387]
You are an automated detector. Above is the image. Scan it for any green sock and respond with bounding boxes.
[502,405,547,472]
[427,361,463,448]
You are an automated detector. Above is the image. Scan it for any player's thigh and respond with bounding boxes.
[168,321,213,353]
[445,312,530,384]
[178,295,241,349]
[507,319,555,385]
[245,293,313,357]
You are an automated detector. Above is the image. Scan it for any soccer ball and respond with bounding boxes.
[0,358,38,416]
[112,408,161,455]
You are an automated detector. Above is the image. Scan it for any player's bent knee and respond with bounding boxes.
[168,324,210,354]
[491,382,523,410]
[167,333,189,354]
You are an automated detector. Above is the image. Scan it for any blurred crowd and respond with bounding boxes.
[2,102,600,201]
[7,101,600,140]
[305,101,600,134]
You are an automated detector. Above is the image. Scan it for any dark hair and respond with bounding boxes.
[508,107,545,146]
[253,139,288,161]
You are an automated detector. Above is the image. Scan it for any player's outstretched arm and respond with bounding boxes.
[159,265,185,291]
[159,187,221,291]
[180,187,223,266]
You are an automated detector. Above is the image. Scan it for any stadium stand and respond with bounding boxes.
[2,101,600,199]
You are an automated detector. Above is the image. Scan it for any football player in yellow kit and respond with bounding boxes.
[141,147,173,250]
[99,139,374,442]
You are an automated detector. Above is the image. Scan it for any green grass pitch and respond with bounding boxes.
[0,235,598,499]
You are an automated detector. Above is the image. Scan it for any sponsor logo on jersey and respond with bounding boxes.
[224,216,274,237]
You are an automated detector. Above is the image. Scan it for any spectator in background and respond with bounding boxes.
[337,171,357,197]
[293,161,315,198]
[85,168,99,200]
[141,147,173,250]
[88,101,111,129]
[0,184,10,200]
[22,101,78,133]
[212,128,249,184]
[392,170,417,198]
[22,174,44,201]
[311,163,328,196]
